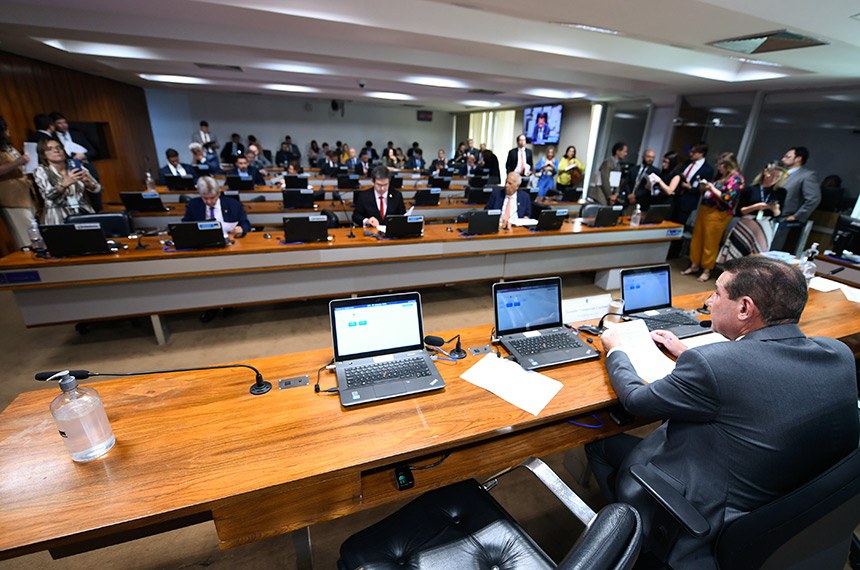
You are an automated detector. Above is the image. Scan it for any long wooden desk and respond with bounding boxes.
[0,221,680,343]
[0,289,856,561]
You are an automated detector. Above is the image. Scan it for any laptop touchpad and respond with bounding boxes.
[374,381,407,397]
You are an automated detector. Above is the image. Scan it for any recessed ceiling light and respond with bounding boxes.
[823,94,855,102]
[524,88,586,99]
[614,113,638,120]
[404,76,467,89]
[262,83,319,93]
[366,92,414,101]
[709,107,738,114]
[554,22,621,36]
[138,74,212,85]
[729,56,783,68]
[257,62,329,75]
[461,100,501,108]
[38,39,157,59]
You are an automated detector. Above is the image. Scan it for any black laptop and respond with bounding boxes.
[383,215,424,239]
[168,221,228,250]
[531,208,568,232]
[283,215,328,243]
[329,291,445,407]
[428,176,451,189]
[389,177,404,190]
[338,174,360,189]
[120,192,168,212]
[164,175,196,191]
[493,277,598,370]
[468,175,489,189]
[282,189,316,209]
[587,205,623,227]
[40,223,113,257]
[460,210,500,235]
[225,175,255,190]
[414,188,441,206]
[465,187,493,204]
[283,175,311,189]
[620,264,710,339]
[641,204,672,224]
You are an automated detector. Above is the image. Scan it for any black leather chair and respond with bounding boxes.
[65,212,133,237]
[339,457,642,570]
[456,209,482,224]
[629,445,860,569]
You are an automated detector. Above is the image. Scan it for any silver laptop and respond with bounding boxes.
[620,264,710,338]
[329,292,445,407]
[493,277,598,370]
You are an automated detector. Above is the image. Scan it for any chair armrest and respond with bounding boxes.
[629,464,710,538]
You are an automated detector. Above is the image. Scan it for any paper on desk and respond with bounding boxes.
[23,142,38,174]
[605,319,675,383]
[809,277,843,292]
[841,286,860,303]
[563,293,612,323]
[460,353,562,415]
[681,332,729,349]
[511,218,538,227]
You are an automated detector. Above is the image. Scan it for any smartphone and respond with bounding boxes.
[68,158,83,171]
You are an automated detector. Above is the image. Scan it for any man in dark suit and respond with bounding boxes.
[430,149,449,172]
[319,151,340,177]
[505,134,533,175]
[459,154,479,177]
[668,143,714,258]
[465,138,481,161]
[486,172,531,228]
[630,148,661,211]
[157,148,198,186]
[590,141,628,206]
[220,133,244,165]
[181,176,251,238]
[352,165,406,228]
[30,114,57,142]
[364,140,379,161]
[404,149,425,171]
[587,256,859,569]
[354,150,372,176]
[231,156,265,186]
[283,136,301,163]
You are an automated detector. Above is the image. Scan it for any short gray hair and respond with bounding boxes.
[196,176,220,195]
[189,142,203,152]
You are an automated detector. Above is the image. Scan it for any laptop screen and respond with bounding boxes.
[621,265,672,313]
[494,277,563,335]
[330,293,424,360]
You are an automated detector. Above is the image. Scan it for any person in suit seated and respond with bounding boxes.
[505,134,533,175]
[485,172,531,229]
[352,165,406,228]
[319,151,340,177]
[189,142,223,175]
[231,156,265,186]
[274,142,291,167]
[430,149,448,172]
[182,176,251,238]
[355,150,373,176]
[220,133,244,165]
[158,148,198,186]
[459,154,479,177]
[345,147,359,170]
[588,256,858,569]
[404,149,426,172]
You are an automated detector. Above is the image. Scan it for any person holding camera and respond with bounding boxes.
[33,138,100,225]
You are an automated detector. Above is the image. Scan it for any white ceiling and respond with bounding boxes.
[1,0,859,111]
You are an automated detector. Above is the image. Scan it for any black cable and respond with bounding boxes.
[314,359,338,394]
[408,452,451,471]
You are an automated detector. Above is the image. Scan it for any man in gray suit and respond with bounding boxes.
[587,256,858,568]
[771,146,820,222]
[191,120,219,150]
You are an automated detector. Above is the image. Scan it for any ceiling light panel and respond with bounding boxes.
[138,74,212,84]
[366,92,414,101]
[461,100,501,107]
[404,76,467,89]
[525,88,586,99]
[38,39,158,59]
[262,83,319,93]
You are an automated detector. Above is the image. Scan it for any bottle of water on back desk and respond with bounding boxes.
[48,372,115,462]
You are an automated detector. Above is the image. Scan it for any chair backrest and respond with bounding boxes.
[320,208,340,228]
[715,446,860,570]
[65,212,133,238]
[581,204,602,219]
[559,503,642,570]
[770,219,814,257]
[456,209,481,224]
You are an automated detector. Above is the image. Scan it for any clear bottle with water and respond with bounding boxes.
[144,171,156,191]
[799,242,820,286]
[630,204,642,227]
[48,372,115,462]
[28,218,46,252]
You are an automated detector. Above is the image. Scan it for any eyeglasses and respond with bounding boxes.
[44,145,63,152]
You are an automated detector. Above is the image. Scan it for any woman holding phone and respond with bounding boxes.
[34,139,101,224]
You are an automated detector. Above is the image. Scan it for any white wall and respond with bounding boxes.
[642,105,676,157]
[145,88,455,166]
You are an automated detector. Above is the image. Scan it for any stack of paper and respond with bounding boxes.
[460,354,562,415]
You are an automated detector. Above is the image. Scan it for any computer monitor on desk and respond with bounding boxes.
[282,189,316,209]
[164,175,196,191]
[428,176,451,189]
[832,215,860,256]
[120,192,168,212]
[225,176,255,190]
[338,174,360,189]
[282,175,310,189]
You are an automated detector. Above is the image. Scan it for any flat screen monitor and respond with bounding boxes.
[832,215,860,255]
[523,104,562,145]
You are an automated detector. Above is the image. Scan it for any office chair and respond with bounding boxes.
[320,208,340,228]
[65,212,133,238]
[456,209,482,223]
[580,204,602,219]
[770,219,814,257]
[338,457,642,570]
[628,445,860,569]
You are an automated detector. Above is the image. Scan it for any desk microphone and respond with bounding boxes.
[424,335,467,359]
[699,320,712,328]
[35,363,272,395]
[339,197,356,238]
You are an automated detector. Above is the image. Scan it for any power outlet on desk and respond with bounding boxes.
[278,375,310,390]
[469,345,493,356]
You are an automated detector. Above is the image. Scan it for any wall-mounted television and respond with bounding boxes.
[523,104,562,145]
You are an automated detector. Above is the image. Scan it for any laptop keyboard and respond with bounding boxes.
[639,312,700,331]
[509,333,583,356]
[345,357,432,387]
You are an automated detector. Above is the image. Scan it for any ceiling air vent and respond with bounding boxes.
[468,88,504,95]
[195,63,244,72]
[709,30,827,55]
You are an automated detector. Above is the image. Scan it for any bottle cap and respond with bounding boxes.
[48,370,78,392]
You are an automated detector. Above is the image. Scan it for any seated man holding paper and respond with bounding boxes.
[485,172,531,229]
[586,256,858,569]
[181,176,250,238]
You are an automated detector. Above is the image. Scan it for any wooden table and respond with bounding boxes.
[815,254,860,288]
[0,289,856,562]
[0,221,681,343]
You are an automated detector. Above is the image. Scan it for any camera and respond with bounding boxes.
[358,80,366,89]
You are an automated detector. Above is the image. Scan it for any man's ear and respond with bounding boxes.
[737,295,757,321]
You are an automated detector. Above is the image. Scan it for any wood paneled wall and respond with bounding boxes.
[0,50,158,254]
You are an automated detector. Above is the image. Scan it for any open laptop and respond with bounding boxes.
[40,223,113,257]
[531,208,568,232]
[460,210,500,235]
[587,205,622,227]
[641,204,671,225]
[282,189,316,209]
[120,192,168,212]
[164,175,196,191]
[620,264,709,338]
[428,176,451,189]
[383,215,424,239]
[493,277,598,370]
[337,174,360,189]
[389,177,404,190]
[283,215,328,243]
[329,292,445,407]
[225,175,255,190]
[282,175,310,189]
[468,175,489,188]
[168,221,228,250]
[413,188,441,206]
[465,187,493,204]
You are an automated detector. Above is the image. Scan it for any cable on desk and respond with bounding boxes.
[408,452,451,471]
[314,359,338,394]
[566,414,604,429]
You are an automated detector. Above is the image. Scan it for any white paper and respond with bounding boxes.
[609,171,622,187]
[460,353,563,415]
[562,294,612,323]
[511,218,538,227]
[376,224,386,233]
[405,205,415,216]
[221,221,238,236]
[841,286,860,303]
[23,142,38,174]
[605,319,675,383]
[648,172,661,183]
[64,140,88,155]
[809,276,844,292]
[681,332,729,349]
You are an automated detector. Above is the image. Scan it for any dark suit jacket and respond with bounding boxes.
[485,188,531,218]
[354,160,372,176]
[430,159,448,171]
[404,157,425,171]
[158,163,199,186]
[31,130,57,143]
[232,166,265,186]
[631,163,662,209]
[275,150,291,167]
[181,196,251,236]
[352,189,406,226]
[220,142,245,164]
[505,147,533,174]
[607,324,859,568]
[671,160,715,222]
[319,161,339,177]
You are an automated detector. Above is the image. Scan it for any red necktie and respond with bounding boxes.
[684,163,694,181]
[378,194,386,220]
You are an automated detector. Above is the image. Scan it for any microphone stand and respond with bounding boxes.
[36,363,272,395]
[339,197,356,238]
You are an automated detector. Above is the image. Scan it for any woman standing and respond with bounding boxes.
[649,151,683,207]
[0,115,37,248]
[33,139,101,225]
[556,146,583,199]
[535,146,558,199]
[683,152,744,282]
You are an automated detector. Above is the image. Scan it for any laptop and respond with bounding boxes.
[493,277,598,370]
[620,264,710,338]
[587,205,622,227]
[282,189,316,209]
[283,215,328,243]
[225,175,255,190]
[428,176,451,189]
[120,192,168,212]
[383,215,424,239]
[468,175,489,188]
[40,223,113,257]
[531,208,568,232]
[460,210,500,235]
[282,175,310,189]
[329,292,445,407]
[389,177,404,190]
[168,221,228,250]
[337,174,360,189]
[641,204,671,225]
[222,190,242,203]
[164,175,196,191]
[465,187,493,204]
[414,188,441,206]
